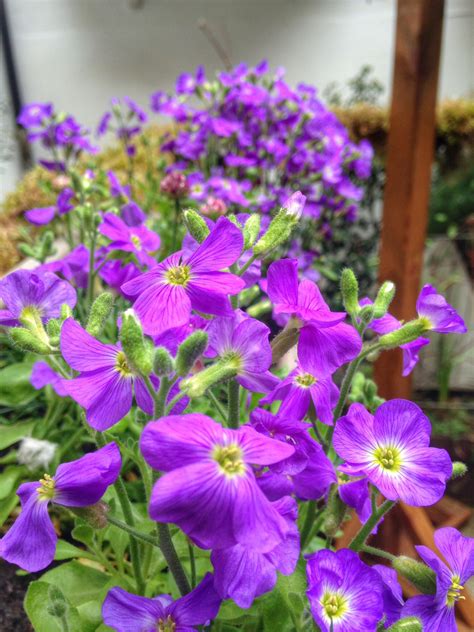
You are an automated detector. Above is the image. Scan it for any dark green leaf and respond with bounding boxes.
[0,362,36,407]
[24,580,82,632]
[0,420,35,449]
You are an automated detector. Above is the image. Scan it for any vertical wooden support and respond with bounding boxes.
[375,0,445,398]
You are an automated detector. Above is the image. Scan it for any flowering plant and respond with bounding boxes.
[0,90,471,632]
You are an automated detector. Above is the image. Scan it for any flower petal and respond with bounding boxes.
[186,217,243,272]
[60,318,118,371]
[102,586,164,632]
[132,282,191,336]
[298,322,361,377]
[168,573,221,625]
[267,259,299,310]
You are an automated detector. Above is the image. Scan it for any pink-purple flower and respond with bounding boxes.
[99,212,160,267]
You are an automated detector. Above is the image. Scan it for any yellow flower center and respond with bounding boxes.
[320,592,348,621]
[157,615,176,632]
[374,445,402,472]
[165,265,191,287]
[37,473,55,501]
[131,234,142,250]
[115,351,133,377]
[446,575,465,607]
[295,373,316,388]
[213,444,246,478]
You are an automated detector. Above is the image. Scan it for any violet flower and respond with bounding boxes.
[39,244,90,289]
[0,443,121,572]
[99,212,160,267]
[122,217,245,336]
[102,573,220,632]
[402,527,474,631]
[416,284,467,334]
[267,259,361,376]
[333,400,452,506]
[373,564,405,628]
[31,361,67,397]
[140,413,295,551]
[261,362,339,425]
[306,548,384,631]
[211,496,299,608]
[0,270,76,327]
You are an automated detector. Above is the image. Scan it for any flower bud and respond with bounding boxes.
[120,310,153,376]
[39,231,55,261]
[181,359,238,398]
[379,320,427,348]
[323,485,347,538]
[373,281,396,319]
[86,292,114,337]
[60,304,73,321]
[253,192,306,256]
[451,461,467,479]
[135,408,148,425]
[243,214,261,250]
[46,318,61,346]
[392,556,436,594]
[340,268,360,315]
[387,617,422,631]
[153,346,174,377]
[9,327,51,354]
[175,330,208,377]
[160,171,189,199]
[359,303,375,325]
[70,501,109,529]
[183,209,210,244]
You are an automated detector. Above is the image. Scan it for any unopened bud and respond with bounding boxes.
[253,192,306,256]
[70,501,109,529]
[451,461,467,479]
[175,330,208,377]
[47,585,67,618]
[183,209,210,244]
[181,361,238,398]
[86,292,114,337]
[243,214,261,250]
[373,281,396,319]
[359,303,375,325]
[387,617,422,632]
[60,304,73,321]
[379,320,427,348]
[120,310,152,376]
[153,346,174,377]
[340,269,359,315]
[46,318,61,346]
[392,556,436,594]
[9,327,51,354]
[324,485,347,538]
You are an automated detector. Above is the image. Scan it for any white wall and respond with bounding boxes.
[1,0,473,196]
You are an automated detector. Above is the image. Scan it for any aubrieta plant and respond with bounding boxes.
[1,82,471,632]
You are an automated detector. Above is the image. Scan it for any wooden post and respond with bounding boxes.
[375,0,445,398]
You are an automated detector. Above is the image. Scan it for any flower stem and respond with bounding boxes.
[227,380,240,428]
[157,523,191,595]
[87,230,97,310]
[349,499,396,552]
[361,544,396,562]
[107,515,161,549]
[238,253,258,277]
[208,388,227,420]
[171,198,181,252]
[188,541,197,589]
[300,500,317,548]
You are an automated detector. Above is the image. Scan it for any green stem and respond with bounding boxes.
[87,230,97,310]
[300,501,317,548]
[227,380,240,428]
[165,390,186,415]
[349,499,396,551]
[171,198,181,252]
[361,544,396,562]
[208,389,227,420]
[238,253,258,277]
[157,523,191,595]
[188,541,197,589]
[107,515,160,549]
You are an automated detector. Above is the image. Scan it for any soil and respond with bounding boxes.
[0,562,35,631]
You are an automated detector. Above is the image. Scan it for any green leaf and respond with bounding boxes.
[262,560,308,631]
[0,361,36,407]
[72,522,96,548]
[0,491,19,528]
[0,420,35,449]
[54,540,97,562]
[40,561,110,607]
[0,465,26,499]
[77,599,104,630]
[24,580,82,632]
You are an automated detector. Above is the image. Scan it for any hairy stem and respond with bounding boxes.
[157,523,191,595]
[227,380,240,428]
[349,499,396,552]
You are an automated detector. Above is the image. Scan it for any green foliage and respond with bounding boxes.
[429,165,474,236]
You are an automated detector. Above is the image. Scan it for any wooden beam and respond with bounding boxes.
[375,0,445,398]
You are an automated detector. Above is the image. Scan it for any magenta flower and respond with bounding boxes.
[373,565,404,628]
[140,413,295,551]
[39,244,90,289]
[267,259,361,376]
[102,573,220,632]
[99,212,160,267]
[60,318,179,430]
[122,217,245,336]
[98,260,141,296]
[403,527,474,631]
[250,408,336,501]
[30,361,67,397]
[333,400,452,506]
[0,443,121,572]
[17,102,53,127]
[261,362,339,424]
[0,270,76,327]
[416,284,467,334]
[204,310,278,393]
[211,496,299,608]
[306,548,384,632]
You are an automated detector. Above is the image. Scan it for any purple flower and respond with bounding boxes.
[122,217,245,336]
[99,213,160,267]
[306,548,384,632]
[338,477,375,532]
[267,259,361,376]
[60,318,158,430]
[250,408,336,501]
[39,244,90,289]
[30,361,67,397]
[204,310,278,393]
[402,527,474,632]
[0,270,76,327]
[211,496,299,608]
[102,573,220,632]
[261,363,339,425]
[98,260,141,296]
[140,413,295,551]
[0,443,121,572]
[17,102,53,128]
[24,206,57,225]
[333,400,452,506]
[373,565,404,627]
[417,284,467,334]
